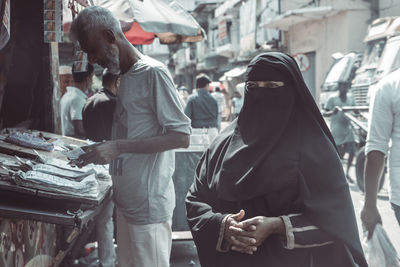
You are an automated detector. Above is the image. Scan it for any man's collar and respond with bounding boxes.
[66,86,88,98]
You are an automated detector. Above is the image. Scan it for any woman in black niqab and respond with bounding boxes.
[186,52,367,267]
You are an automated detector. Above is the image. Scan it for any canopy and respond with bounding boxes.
[63,0,204,44]
[262,6,337,31]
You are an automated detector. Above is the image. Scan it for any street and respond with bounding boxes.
[170,158,400,267]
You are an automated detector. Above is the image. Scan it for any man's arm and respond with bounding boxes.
[322,97,337,117]
[361,151,384,238]
[78,131,189,166]
[360,80,392,239]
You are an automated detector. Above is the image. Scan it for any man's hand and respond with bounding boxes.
[230,216,285,248]
[223,210,257,255]
[77,140,120,167]
[361,205,382,239]
[333,106,340,115]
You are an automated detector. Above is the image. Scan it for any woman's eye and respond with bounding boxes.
[268,83,279,88]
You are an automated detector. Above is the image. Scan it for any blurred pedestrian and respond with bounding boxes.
[361,68,400,239]
[211,86,226,131]
[185,73,218,139]
[59,65,73,98]
[323,81,356,183]
[83,69,119,142]
[186,52,367,267]
[177,84,189,106]
[231,90,243,119]
[82,68,119,267]
[60,63,94,138]
[70,6,191,267]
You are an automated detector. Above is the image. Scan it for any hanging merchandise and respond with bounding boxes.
[72,43,89,72]
[0,0,10,50]
[44,0,64,42]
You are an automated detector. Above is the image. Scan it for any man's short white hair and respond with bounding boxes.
[70,6,122,44]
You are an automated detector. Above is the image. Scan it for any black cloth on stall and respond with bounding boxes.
[186,52,367,267]
[82,89,116,142]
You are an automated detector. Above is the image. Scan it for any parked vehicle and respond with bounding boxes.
[321,17,400,192]
[351,16,400,105]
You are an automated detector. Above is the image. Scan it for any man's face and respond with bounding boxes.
[59,74,73,96]
[79,31,121,75]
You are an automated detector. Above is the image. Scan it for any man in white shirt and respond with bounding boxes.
[60,63,93,138]
[361,68,400,238]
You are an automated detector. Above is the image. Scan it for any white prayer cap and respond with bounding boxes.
[59,65,72,75]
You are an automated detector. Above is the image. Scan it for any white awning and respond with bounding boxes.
[262,6,338,31]
[224,66,247,78]
[215,0,241,17]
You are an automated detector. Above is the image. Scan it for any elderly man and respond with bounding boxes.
[70,6,191,267]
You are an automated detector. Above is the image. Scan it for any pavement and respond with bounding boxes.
[169,155,400,266]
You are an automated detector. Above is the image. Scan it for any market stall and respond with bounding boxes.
[0,129,112,266]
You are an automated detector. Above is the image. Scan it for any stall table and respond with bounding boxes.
[0,131,112,267]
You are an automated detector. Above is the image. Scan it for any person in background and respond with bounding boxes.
[185,74,218,127]
[211,86,226,131]
[70,6,191,267]
[60,63,94,138]
[82,68,119,267]
[323,81,356,183]
[361,68,400,239]
[83,69,119,142]
[177,84,189,105]
[186,52,367,267]
[231,90,244,119]
[59,65,73,98]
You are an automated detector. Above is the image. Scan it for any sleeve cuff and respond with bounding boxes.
[216,214,231,252]
[280,215,295,250]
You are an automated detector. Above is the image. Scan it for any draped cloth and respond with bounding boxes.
[186,52,367,267]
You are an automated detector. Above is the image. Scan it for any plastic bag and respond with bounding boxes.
[363,224,400,267]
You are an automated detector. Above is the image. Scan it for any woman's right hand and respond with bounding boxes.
[224,209,258,254]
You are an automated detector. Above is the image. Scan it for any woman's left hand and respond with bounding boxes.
[229,216,285,247]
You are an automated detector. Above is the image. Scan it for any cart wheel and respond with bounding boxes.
[355,146,386,192]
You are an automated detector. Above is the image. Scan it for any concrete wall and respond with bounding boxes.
[287,9,370,101]
[281,0,368,12]
[379,0,400,17]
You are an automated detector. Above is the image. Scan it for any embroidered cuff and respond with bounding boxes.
[280,215,295,250]
[216,214,231,252]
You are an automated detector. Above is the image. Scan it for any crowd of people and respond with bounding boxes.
[56,5,400,267]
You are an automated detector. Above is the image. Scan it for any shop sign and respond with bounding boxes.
[294,53,311,72]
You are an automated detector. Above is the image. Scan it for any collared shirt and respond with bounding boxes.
[60,86,87,136]
[326,94,355,145]
[111,56,191,225]
[184,89,218,128]
[366,68,400,206]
